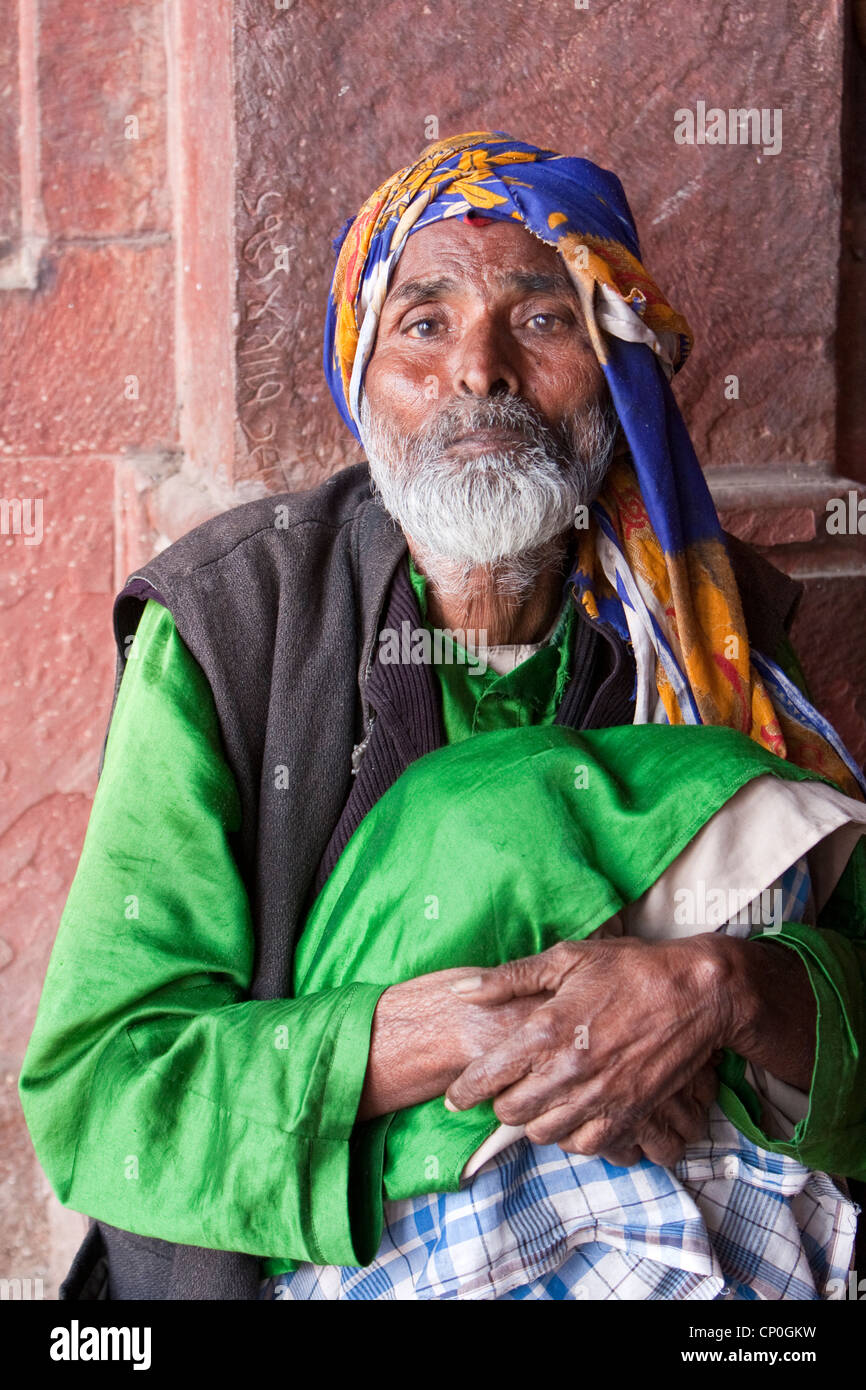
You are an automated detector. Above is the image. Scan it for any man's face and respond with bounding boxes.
[358,217,618,573]
[363,217,605,439]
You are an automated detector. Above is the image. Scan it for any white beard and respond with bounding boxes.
[358,387,619,600]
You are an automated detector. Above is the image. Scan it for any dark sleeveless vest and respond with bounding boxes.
[58,461,802,1300]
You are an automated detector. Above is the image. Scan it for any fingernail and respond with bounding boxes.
[451,975,484,995]
[444,1098,459,1112]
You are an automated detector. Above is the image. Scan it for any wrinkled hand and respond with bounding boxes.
[597,1060,720,1168]
[356,965,553,1121]
[444,937,732,1164]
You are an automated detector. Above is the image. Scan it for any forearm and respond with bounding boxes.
[358,984,465,1120]
[710,933,817,1092]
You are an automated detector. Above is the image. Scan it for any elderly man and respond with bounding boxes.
[20,132,866,1301]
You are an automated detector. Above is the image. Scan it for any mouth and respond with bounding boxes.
[446,426,530,449]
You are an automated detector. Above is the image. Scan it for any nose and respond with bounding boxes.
[450,313,521,400]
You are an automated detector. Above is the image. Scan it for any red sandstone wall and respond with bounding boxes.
[235,1,845,485]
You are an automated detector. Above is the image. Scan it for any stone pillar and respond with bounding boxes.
[0,0,178,1296]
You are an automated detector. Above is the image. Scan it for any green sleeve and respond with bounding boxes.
[19,599,389,1269]
[718,840,866,1178]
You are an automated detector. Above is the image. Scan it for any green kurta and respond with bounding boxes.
[18,585,866,1281]
[18,581,577,1275]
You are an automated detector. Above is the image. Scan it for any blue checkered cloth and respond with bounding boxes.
[259,859,856,1301]
[776,855,814,926]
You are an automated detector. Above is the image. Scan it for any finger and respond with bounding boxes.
[445,1005,567,1112]
[596,1143,643,1168]
[657,1091,710,1148]
[628,1077,714,1167]
[528,1100,595,1148]
[445,1042,533,1113]
[549,1113,645,1166]
[488,1054,590,1128]
[556,1113,644,1158]
[558,1081,711,1165]
[632,1114,687,1169]
[530,1096,646,1151]
[575,1068,717,1169]
[689,1062,720,1110]
[448,942,582,1004]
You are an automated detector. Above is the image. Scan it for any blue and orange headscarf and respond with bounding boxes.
[324,130,865,798]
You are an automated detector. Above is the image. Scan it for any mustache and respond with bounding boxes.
[414,395,560,451]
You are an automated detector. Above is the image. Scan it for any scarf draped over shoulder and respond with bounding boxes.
[323,130,865,798]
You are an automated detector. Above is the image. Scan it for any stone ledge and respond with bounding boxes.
[705,464,866,578]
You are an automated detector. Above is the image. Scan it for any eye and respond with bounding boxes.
[404,317,441,338]
[526,312,564,333]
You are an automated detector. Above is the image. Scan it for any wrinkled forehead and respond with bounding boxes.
[381,214,572,307]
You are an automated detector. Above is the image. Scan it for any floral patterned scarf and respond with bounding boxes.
[324,130,864,797]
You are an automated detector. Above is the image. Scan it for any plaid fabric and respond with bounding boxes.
[260,1110,855,1301]
[260,859,856,1301]
[778,856,814,925]
[716,856,815,940]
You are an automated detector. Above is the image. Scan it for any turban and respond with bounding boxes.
[324,130,864,798]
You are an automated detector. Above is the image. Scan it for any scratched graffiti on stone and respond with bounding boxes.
[237,190,293,482]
